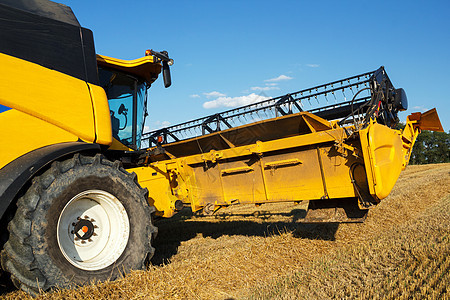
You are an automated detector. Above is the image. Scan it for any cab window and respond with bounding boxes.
[99,67,147,149]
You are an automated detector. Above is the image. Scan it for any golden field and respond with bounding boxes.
[1,163,449,299]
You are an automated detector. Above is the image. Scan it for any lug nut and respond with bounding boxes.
[81,240,86,244]
[88,239,93,242]
[84,215,89,219]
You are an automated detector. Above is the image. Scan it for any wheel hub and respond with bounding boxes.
[72,218,95,240]
[57,190,130,271]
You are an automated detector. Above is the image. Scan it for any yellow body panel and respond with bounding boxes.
[0,109,79,169]
[96,54,161,85]
[88,83,113,146]
[109,138,134,151]
[97,54,157,67]
[0,53,100,143]
[316,145,362,199]
[360,123,404,200]
[130,163,179,218]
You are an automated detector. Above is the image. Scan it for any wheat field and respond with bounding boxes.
[0,163,449,299]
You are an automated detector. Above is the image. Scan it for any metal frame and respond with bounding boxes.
[142,67,396,148]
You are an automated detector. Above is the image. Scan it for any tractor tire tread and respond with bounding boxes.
[0,154,156,295]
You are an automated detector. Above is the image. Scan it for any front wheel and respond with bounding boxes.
[1,154,157,295]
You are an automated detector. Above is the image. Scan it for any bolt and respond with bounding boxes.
[93,233,98,236]
[94,225,99,229]
[74,237,79,241]
[81,240,86,244]
[84,215,89,219]
[70,230,74,234]
[90,218,95,222]
[77,217,81,220]
[72,222,76,226]
[88,239,93,242]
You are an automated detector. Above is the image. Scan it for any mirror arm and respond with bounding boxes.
[149,50,173,88]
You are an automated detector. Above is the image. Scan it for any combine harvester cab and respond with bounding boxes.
[137,67,443,223]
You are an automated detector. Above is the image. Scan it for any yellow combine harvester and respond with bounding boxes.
[0,0,443,296]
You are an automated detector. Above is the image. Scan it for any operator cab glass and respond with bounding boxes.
[98,66,147,149]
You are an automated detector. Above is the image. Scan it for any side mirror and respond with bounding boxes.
[147,50,173,88]
[162,60,172,88]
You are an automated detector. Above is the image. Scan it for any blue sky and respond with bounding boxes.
[59,0,449,132]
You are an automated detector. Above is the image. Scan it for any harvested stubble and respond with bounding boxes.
[1,163,449,300]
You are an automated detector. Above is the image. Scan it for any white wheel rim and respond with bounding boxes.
[57,190,130,271]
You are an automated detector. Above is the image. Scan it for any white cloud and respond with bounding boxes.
[144,120,172,132]
[154,120,171,128]
[413,106,429,112]
[250,86,280,91]
[203,91,226,99]
[190,94,200,98]
[265,83,278,86]
[203,93,270,109]
[264,75,293,82]
[306,64,320,68]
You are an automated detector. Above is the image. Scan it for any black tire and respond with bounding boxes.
[0,154,157,295]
